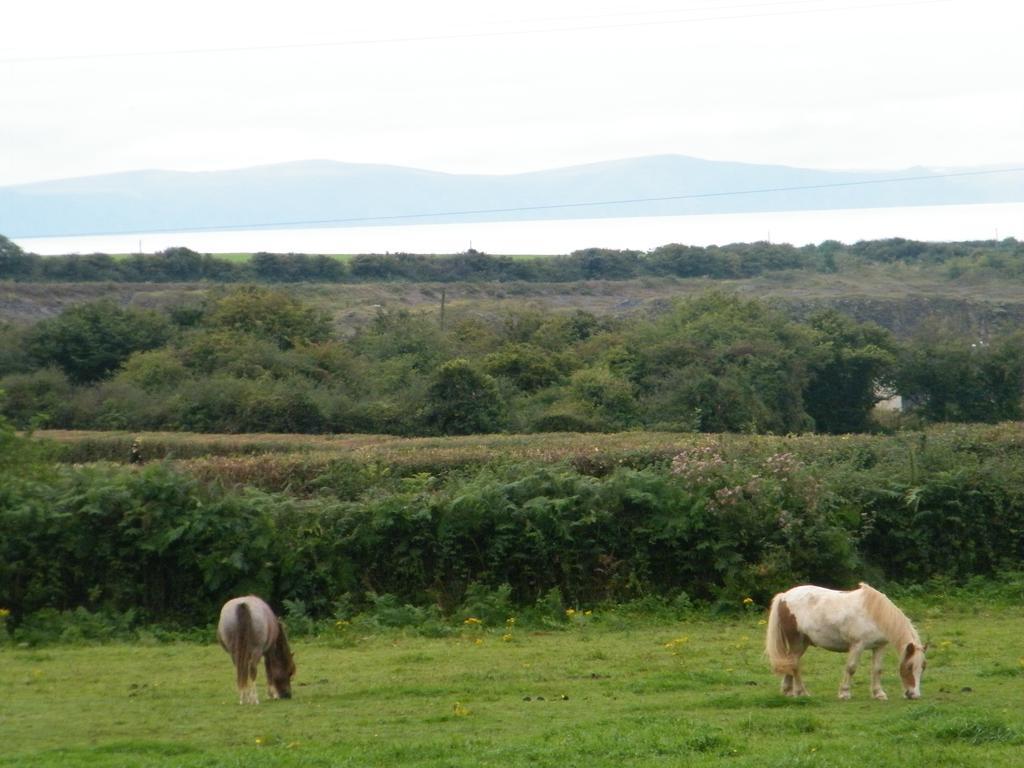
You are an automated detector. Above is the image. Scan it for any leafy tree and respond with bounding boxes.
[176,329,296,379]
[896,332,1024,423]
[567,248,642,279]
[803,310,897,433]
[239,376,326,433]
[0,322,34,376]
[26,301,172,384]
[116,349,190,392]
[0,235,39,279]
[252,252,346,282]
[0,368,74,428]
[205,286,332,349]
[40,252,122,281]
[568,366,638,430]
[350,309,451,373]
[621,293,816,433]
[425,359,506,435]
[482,343,563,391]
[153,246,204,280]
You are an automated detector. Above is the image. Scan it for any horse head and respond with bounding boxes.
[267,626,296,700]
[899,642,926,699]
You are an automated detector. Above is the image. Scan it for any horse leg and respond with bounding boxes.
[236,658,256,704]
[870,647,888,700]
[780,673,795,696]
[786,644,810,696]
[235,659,247,705]
[838,644,864,700]
[791,664,810,696]
[242,652,261,704]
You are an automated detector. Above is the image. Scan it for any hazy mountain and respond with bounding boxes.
[2,155,1021,238]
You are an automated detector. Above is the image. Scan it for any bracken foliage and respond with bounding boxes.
[3,424,1024,631]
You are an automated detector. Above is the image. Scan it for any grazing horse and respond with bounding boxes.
[765,582,926,700]
[217,596,296,704]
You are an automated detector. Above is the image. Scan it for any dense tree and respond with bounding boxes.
[116,349,190,391]
[620,293,816,433]
[568,366,639,430]
[0,322,34,376]
[204,285,332,349]
[0,368,73,428]
[803,310,898,433]
[482,343,563,391]
[896,332,1024,423]
[26,301,172,383]
[5,278,1023,436]
[1,233,1021,284]
[425,358,506,435]
[0,235,39,279]
[350,309,451,372]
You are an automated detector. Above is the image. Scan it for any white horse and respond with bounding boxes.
[217,595,296,704]
[765,582,926,700]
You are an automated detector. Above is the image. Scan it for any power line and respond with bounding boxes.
[465,0,867,28]
[15,165,1023,240]
[2,0,953,64]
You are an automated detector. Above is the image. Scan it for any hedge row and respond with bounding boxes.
[4,426,1024,628]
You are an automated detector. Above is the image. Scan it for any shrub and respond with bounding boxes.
[424,359,506,435]
[5,425,1024,629]
[0,368,74,428]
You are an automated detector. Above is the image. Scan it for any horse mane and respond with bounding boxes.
[267,618,296,676]
[858,582,920,647]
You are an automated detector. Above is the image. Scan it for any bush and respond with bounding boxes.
[5,426,1024,629]
[0,368,74,428]
[26,300,172,384]
[424,359,506,435]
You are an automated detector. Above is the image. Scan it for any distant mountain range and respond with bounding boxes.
[2,155,1022,238]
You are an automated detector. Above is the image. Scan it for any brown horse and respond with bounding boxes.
[217,595,296,704]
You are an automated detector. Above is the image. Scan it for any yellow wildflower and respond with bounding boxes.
[463,617,482,625]
[0,608,10,619]
[453,702,471,716]
[742,597,754,606]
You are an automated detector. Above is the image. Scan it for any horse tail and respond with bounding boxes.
[765,593,799,676]
[232,602,255,690]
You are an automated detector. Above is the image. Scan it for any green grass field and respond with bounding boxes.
[3,604,1021,767]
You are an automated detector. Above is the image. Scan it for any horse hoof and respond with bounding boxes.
[873,692,888,701]
[838,692,851,701]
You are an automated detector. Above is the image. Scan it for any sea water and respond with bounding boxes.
[13,201,1024,256]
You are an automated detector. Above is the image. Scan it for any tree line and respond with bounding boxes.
[2,233,1023,283]
[1,286,1021,436]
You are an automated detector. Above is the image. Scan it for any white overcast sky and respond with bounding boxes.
[2,0,1022,186]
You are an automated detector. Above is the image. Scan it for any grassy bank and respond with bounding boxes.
[2,603,1022,767]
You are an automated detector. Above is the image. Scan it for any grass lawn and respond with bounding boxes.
[2,606,1022,767]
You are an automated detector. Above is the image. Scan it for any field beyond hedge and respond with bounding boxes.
[2,604,1023,768]
[36,421,1024,489]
